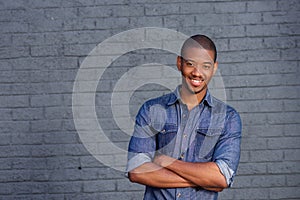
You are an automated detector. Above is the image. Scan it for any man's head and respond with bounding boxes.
[180,34,217,62]
[177,34,218,97]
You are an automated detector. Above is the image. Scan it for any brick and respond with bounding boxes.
[0,121,29,134]
[11,133,43,145]
[218,51,247,63]
[214,2,246,13]
[28,11,63,33]
[0,22,28,33]
[12,108,44,120]
[263,11,300,24]
[283,99,300,112]
[44,107,72,120]
[234,175,285,188]
[233,188,269,199]
[62,30,111,44]
[11,158,47,170]
[27,0,61,8]
[263,37,296,49]
[111,5,144,17]
[0,134,11,146]
[78,6,112,18]
[277,0,300,11]
[247,0,277,12]
[46,156,80,169]
[228,100,284,113]
[281,47,300,61]
[242,124,284,137]
[284,149,300,161]
[0,170,31,182]
[267,137,300,149]
[30,144,64,157]
[44,7,78,20]
[0,109,12,120]
[249,150,283,162]
[241,137,267,150]
[31,120,62,132]
[270,187,300,199]
[280,23,300,36]
[0,47,29,59]
[30,45,62,57]
[48,181,82,194]
[246,24,280,37]
[246,49,280,62]
[283,124,300,136]
[145,4,179,16]
[0,183,12,194]
[117,178,144,191]
[30,82,74,95]
[83,180,116,192]
[179,3,214,14]
[43,132,78,144]
[30,94,63,107]
[229,38,264,51]
[268,161,300,174]
[267,112,300,125]
[237,163,267,175]
[62,0,94,7]
[286,174,300,186]
[0,34,12,47]
[0,70,31,83]
[12,33,44,46]
[165,15,195,27]
[63,43,95,56]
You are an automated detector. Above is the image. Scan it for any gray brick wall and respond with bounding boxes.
[0,0,299,199]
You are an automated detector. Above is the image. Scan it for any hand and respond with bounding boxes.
[154,154,177,168]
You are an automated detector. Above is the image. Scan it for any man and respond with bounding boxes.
[126,34,242,199]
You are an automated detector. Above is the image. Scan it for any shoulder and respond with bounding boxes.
[142,92,177,110]
[211,96,239,116]
[211,96,241,127]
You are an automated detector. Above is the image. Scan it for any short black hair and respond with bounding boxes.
[180,34,217,62]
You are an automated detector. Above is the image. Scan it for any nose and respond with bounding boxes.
[191,66,203,77]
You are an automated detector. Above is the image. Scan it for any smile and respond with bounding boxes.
[190,78,204,87]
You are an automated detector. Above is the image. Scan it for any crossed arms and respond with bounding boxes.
[128,154,228,192]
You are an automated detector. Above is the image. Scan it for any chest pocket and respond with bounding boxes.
[194,128,222,160]
[156,123,178,155]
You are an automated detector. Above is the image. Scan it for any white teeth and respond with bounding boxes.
[191,79,202,83]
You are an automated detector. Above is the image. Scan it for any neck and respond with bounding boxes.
[180,87,206,110]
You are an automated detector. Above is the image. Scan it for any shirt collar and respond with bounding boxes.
[167,85,214,107]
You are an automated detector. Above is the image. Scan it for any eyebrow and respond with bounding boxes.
[183,58,213,65]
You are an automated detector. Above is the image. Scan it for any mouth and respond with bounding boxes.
[190,78,204,87]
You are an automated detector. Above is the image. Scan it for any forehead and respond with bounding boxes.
[182,47,215,63]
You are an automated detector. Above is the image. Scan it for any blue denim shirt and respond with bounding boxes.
[127,86,242,200]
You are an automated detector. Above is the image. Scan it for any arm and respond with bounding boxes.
[128,162,197,188]
[154,154,227,191]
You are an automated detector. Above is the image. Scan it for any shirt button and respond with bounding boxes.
[183,134,187,138]
[177,192,181,198]
[180,153,184,159]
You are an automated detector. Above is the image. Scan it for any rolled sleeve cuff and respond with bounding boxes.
[215,160,235,187]
[125,153,152,177]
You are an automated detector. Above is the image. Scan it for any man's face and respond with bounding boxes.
[177,47,218,96]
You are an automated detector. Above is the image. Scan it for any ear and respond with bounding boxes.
[176,56,182,71]
[212,61,218,76]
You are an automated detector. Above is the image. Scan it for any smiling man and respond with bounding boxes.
[126,35,242,200]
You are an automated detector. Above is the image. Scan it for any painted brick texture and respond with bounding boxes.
[0,0,299,199]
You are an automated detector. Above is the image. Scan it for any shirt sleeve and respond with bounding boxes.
[126,103,157,175]
[213,108,242,187]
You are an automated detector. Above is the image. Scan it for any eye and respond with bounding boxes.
[185,61,195,67]
[203,65,211,69]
